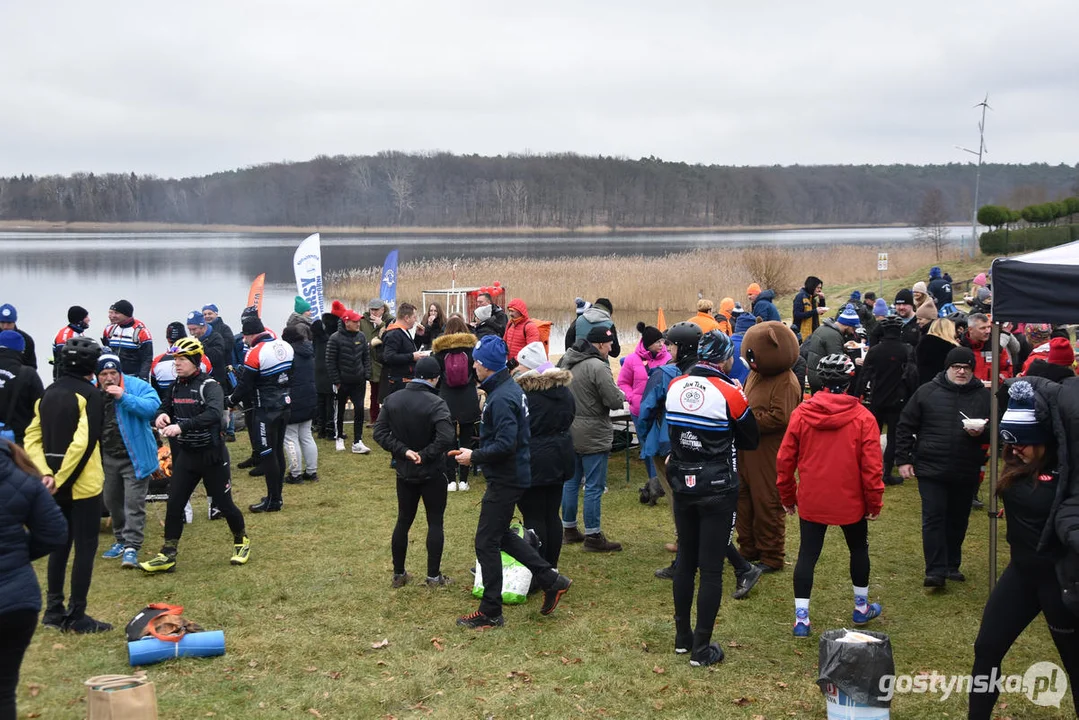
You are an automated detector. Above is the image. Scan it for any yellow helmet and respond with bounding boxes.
[168,337,204,358]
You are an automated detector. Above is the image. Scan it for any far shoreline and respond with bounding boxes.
[0,219,923,236]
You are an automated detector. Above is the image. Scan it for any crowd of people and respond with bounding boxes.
[1,263,1079,717]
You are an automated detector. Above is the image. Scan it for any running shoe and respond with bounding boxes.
[65,614,113,634]
[121,548,139,569]
[352,440,371,454]
[335,438,345,452]
[540,574,572,615]
[689,643,725,667]
[101,542,124,559]
[456,611,504,629]
[230,536,251,565]
[852,602,882,626]
[139,553,177,574]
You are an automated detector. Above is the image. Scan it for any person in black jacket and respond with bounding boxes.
[380,302,423,401]
[915,319,958,387]
[431,317,480,491]
[373,357,456,588]
[186,311,229,388]
[0,440,67,720]
[872,290,921,349]
[472,292,508,340]
[854,317,918,485]
[282,326,318,483]
[514,342,576,568]
[0,331,44,444]
[895,346,990,587]
[0,304,37,369]
[969,378,1079,718]
[312,310,338,439]
[452,335,573,629]
[326,309,372,454]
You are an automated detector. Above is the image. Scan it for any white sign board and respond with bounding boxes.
[877,253,889,271]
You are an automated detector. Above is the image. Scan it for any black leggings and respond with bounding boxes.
[0,609,37,720]
[47,494,101,620]
[392,478,447,577]
[672,491,737,652]
[164,446,246,548]
[518,483,565,568]
[254,415,287,503]
[449,420,476,484]
[874,407,901,477]
[969,558,1079,718]
[794,518,869,598]
[335,384,366,442]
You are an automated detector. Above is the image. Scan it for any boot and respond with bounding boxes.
[674,615,692,654]
[563,526,586,544]
[583,532,623,553]
[42,593,66,630]
[65,599,113,634]
[249,497,283,513]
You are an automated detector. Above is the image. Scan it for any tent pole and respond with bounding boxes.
[988,322,1001,594]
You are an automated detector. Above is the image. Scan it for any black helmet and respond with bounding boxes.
[665,322,703,356]
[878,315,903,333]
[816,353,855,387]
[698,330,735,364]
[61,336,102,374]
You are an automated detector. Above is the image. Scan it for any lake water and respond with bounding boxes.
[0,227,940,378]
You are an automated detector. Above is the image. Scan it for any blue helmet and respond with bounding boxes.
[698,330,734,364]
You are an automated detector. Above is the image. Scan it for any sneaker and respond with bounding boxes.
[139,553,177,574]
[793,607,811,637]
[42,607,66,630]
[923,575,945,588]
[101,542,124,559]
[540,574,572,616]
[972,497,985,511]
[225,433,237,443]
[335,438,346,452]
[65,614,113,634]
[285,475,304,485]
[732,564,764,600]
[249,497,282,513]
[689,643,725,667]
[458,481,470,492]
[753,561,781,574]
[303,471,319,483]
[563,526,586,544]
[392,572,412,589]
[352,441,371,455]
[852,602,882,626]
[447,481,458,492]
[675,630,692,654]
[121,548,139,569]
[583,532,622,553]
[237,456,258,469]
[654,563,676,580]
[248,466,265,477]
[208,505,223,521]
[947,570,966,582]
[230,536,251,565]
[456,611,504,629]
[425,574,452,588]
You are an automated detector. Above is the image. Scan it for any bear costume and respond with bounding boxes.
[737,321,802,571]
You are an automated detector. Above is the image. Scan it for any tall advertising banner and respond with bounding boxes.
[379,250,399,316]
[293,233,327,317]
[247,273,266,316]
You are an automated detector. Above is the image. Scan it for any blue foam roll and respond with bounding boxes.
[128,630,226,666]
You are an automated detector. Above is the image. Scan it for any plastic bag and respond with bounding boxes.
[471,523,534,604]
[818,629,895,708]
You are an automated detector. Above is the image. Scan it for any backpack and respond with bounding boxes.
[533,320,552,356]
[444,350,471,388]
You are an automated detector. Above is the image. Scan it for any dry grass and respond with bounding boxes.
[327,244,970,316]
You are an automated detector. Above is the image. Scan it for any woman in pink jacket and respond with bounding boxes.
[618,323,671,486]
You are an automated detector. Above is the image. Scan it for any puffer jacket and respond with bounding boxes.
[617,340,671,416]
[287,340,317,423]
[326,327,371,386]
[517,368,576,486]
[751,290,782,323]
[286,312,313,340]
[503,298,540,362]
[558,340,626,454]
[380,323,417,399]
[373,381,455,483]
[894,371,991,480]
[313,314,336,394]
[472,368,531,487]
[916,333,956,387]
[566,306,621,358]
[803,319,847,391]
[1050,377,1079,605]
[0,442,68,615]
[109,374,162,480]
[432,332,480,424]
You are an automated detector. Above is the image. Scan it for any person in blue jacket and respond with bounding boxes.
[728,313,756,385]
[746,283,781,323]
[0,439,68,719]
[96,354,160,569]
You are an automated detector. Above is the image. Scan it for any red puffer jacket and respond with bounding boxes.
[776,391,884,526]
[503,298,540,362]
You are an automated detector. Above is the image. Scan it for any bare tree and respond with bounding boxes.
[913,188,951,261]
[385,161,414,225]
[509,179,528,228]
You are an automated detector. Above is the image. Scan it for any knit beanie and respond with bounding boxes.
[929,266,943,280]
[746,283,762,296]
[849,290,861,302]
[894,289,914,307]
[734,313,757,335]
[916,300,938,324]
[872,298,889,317]
[912,281,928,296]
[719,297,735,315]
[1000,381,1050,445]
[241,316,265,335]
[202,303,219,313]
[241,305,260,320]
[575,297,588,315]
[68,305,89,324]
[474,304,492,323]
[587,325,614,344]
[473,335,508,372]
[0,330,25,352]
[1026,323,1052,344]
[97,353,122,374]
[594,298,613,314]
[295,295,312,314]
[516,341,550,371]
[0,304,17,323]
[837,304,861,328]
[110,299,134,317]
[165,322,187,344]
[973,273,987,287]
[186,310,206,327]
[945,346,976,369]
[1048,337,1075,367]
[637,321,663,348]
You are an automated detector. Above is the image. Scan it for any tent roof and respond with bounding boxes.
[991,239,1079,324]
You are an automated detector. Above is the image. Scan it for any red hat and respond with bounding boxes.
[1048,337,1075,367]
[341,309,362,323]
[331,300,348,318]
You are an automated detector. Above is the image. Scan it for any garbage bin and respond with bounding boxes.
[818,629,894,720]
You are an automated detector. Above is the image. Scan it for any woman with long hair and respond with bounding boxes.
[431,314,480,491]
[969,379,1079,717]
[417,302,446,352]
[916,318,957,386]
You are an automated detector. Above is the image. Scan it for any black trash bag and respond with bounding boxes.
[817,629,895,708]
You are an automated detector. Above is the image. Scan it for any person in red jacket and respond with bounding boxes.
[776,353,885,638]
[503,298,540,364]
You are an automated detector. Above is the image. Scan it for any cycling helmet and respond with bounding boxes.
[878,315,904,333]
[665,322,703,356]
[698,330,734,364]
[60,337,102,374]
[168,337,204,358]
[816,353,856,387]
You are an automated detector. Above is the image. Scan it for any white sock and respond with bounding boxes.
[854,586,869,610]
[795,598,810,624]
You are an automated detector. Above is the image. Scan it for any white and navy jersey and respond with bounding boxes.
[150,353,213,399]
[230,333,293,412]
[102,319,153,379]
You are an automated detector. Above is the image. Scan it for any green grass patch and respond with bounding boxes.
[18,436,1072,718]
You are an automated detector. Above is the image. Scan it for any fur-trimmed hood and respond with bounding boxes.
[516,368,572,392]
[433,332,477,353]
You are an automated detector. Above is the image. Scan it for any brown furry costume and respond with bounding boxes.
[737,321,802,570]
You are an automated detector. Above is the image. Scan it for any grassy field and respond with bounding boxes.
[16,431,1072,719]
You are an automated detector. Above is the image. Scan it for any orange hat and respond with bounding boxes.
[719,297,735,314]
[747,283,761,296]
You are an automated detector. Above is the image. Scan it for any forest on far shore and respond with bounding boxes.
[1,153,1076,230]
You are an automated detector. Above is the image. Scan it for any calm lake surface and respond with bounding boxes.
[0,227,933,378]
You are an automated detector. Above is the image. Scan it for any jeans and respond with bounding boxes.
[561,452,609,535]
[47,494,101,622]
[475,483,558,617]
[672,490,737,653]
[392,478,447,577]
[632,415,656,479]
[102,452,148,551]
[284,420,318,477]
[918,476,978,577]
[0,609,37,720]
[226,408,236,437]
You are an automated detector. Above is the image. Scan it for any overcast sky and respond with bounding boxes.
[2,0,1076,178]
